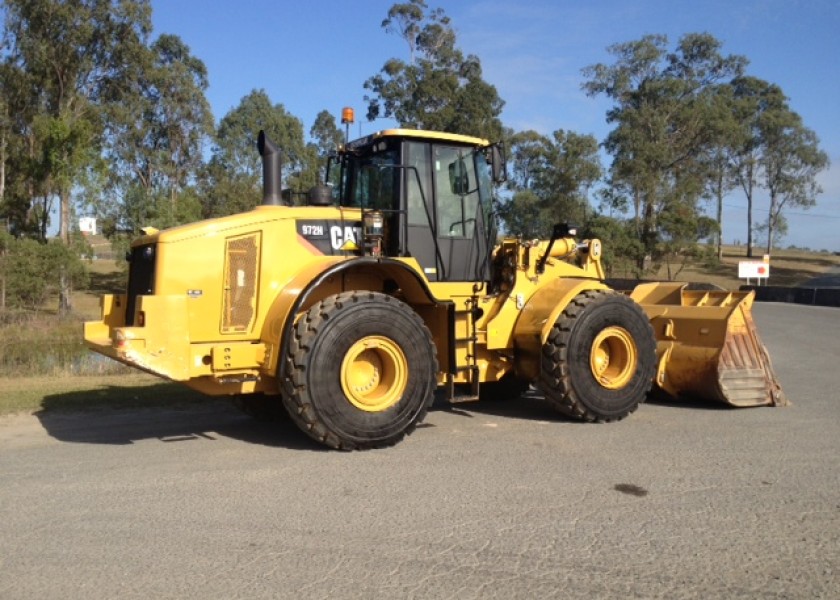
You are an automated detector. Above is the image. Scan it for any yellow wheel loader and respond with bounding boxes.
[84,127,786,450]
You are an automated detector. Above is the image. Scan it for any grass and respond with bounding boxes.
[0,373,213,416]
[37,257,127,321]
[650,246,840,289]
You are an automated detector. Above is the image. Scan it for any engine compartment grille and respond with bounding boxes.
[222,233,261,333]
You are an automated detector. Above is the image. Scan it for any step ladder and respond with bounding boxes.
[446,297,480,403]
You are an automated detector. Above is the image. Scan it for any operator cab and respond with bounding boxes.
[326,130,505,282]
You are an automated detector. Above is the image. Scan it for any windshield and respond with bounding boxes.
[331,144,400,210]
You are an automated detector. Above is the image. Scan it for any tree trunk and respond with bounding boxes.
[766,194,777,256]
[744,161,755,258]
[746,186,754,258]
[0,127,5,202]
[58,188,72,315]
[59,188,71,244]
[641,198,657,272]
[0,246,5,311]
[39,196,51,240]
[59,268,72,315]
[715,171,724,260]
[1,127,4,310]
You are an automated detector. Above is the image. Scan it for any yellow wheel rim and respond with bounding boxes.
[340,336,408,412]
[590,326,637,390]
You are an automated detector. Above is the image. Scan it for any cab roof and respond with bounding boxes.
[344,129,490,151]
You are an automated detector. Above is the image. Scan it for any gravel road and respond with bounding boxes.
[0,302,838,599]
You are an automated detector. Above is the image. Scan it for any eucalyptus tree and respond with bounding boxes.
[505,129,549,191]
[202,90,307,217]
[728,77,785,256]
[309,110,343,183]
[0,60,35,236]
[100,33,213,233]
[535,129,602,225]
[698,83,741,259]
[364,0,504,140]
[758,111,828,253]
[2,0,153,243]
[2,0,152,312]
[496,130,550,238]
[728,76,827,255]
[583,33,746,270]
[498,129,601,239]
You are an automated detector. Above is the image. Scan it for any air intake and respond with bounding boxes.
[257,130,282,206]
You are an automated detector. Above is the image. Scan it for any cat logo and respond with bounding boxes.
[330,225,361,251]
[296,220,363,255]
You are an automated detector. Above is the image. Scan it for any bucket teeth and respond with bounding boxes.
[716,322,787,407]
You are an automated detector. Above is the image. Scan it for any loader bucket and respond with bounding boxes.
[629,282,787,407]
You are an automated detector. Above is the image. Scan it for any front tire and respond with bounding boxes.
[538,290,656,422]
[281,292,438,450]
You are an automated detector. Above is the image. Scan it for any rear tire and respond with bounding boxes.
[281,291,438,450]
[538,290,656,422]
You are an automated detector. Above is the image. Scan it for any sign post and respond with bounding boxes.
[739,260,770,285]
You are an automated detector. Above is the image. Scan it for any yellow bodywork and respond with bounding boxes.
[85,205,350,395]
[85,201,784,408]
[84,200,607,396]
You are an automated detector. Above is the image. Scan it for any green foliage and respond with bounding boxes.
[310,110,343,183]
[364,1,504,139]
[583,33,746,269]
[99,31,213,233]
[728,75,829,256]
[201,90,308,217]
[2,0,153,240]
[499,129,601,238]
[496,190,554,239]
[0,235,89,309]
[0,2,828,302]
[580,215,644,278]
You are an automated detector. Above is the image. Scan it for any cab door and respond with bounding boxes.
[431,145,490,282]
[402,141,493,283]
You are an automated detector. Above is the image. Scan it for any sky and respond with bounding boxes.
[150,0,840,252]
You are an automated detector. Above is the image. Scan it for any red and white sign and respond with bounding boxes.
[738,261,770,279]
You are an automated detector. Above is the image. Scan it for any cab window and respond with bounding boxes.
[340,145,399,210]
[434,145,479,238]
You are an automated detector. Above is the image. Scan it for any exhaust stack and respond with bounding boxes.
[257,130,282,206]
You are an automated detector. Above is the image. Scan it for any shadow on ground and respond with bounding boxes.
[36,384,324,451]
[435,387,732,422]
[34,383,731,450]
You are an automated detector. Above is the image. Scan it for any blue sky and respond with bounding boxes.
[151,0,840,252]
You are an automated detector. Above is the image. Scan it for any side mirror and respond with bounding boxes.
[489,142,507,184]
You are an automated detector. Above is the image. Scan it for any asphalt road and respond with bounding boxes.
[804,263,840,288]
[1,302,838,599]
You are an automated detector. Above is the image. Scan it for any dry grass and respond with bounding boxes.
[650,246,840,289]
[34,258,127,320]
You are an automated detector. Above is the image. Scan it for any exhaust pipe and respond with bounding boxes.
[257,130,282,206]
